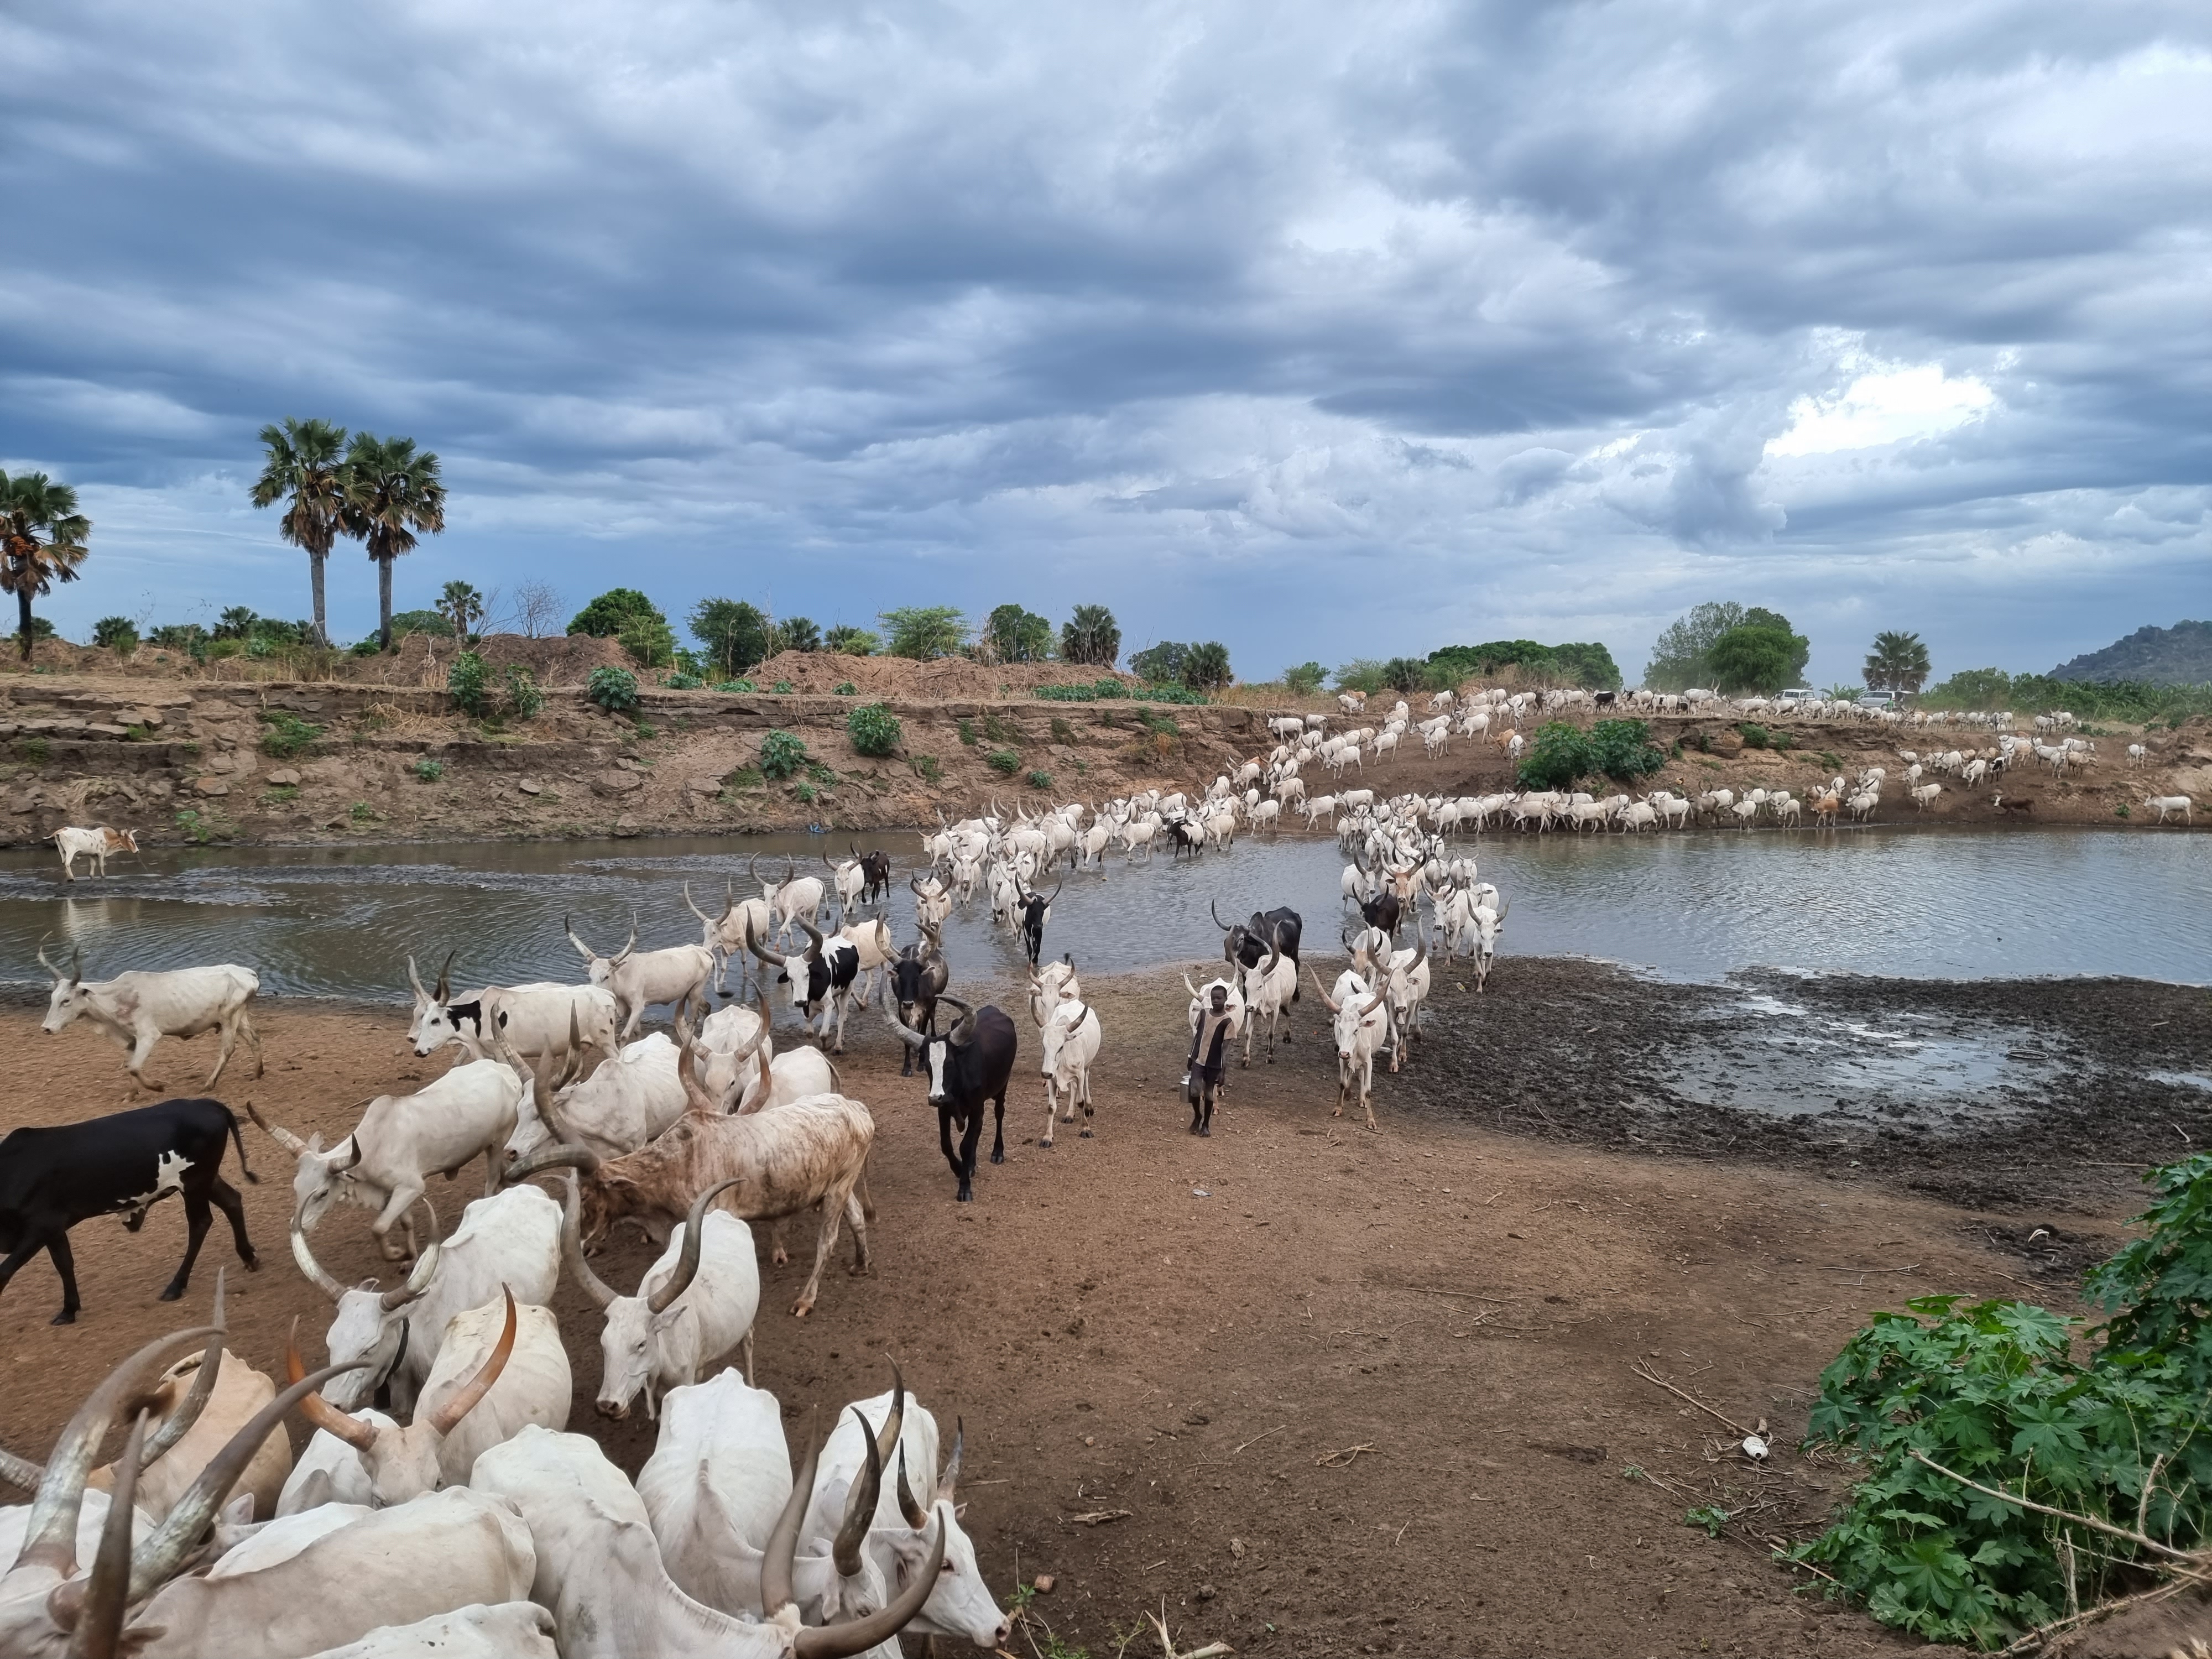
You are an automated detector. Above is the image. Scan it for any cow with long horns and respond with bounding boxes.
[685,880,775,999]
[886,924,949,1078]
[565,914,714,1040]
[754,854,826,946]
[749,916,862,1053]
[1212,900,1303,997]
[1014,879,1061,967]
[1311,967,1390,1130]
[884,997,1016,1203]
[36,945,262,1093]
[404,952,618,1078]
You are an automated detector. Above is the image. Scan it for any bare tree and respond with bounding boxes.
[514,580,564,639]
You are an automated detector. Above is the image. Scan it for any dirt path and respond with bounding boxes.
[1,965,2164,1656]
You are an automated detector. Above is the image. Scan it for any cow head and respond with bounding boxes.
[568,1174,740,1421]
[404,951,472,1056]
[1036,998,1091,1081]
[246,1101,367,1232]
[1311,967,1386,1061]
[35,941,90,1033]
[886,996,975,1107]
[565,914,635,988]
[878,1420,1011,1647]
[294,1206,437,1411]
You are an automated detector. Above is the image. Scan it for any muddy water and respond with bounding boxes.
[0,825,2203,1001]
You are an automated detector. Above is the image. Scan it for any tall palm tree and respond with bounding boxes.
[0,471,91,661]
[342,433,447,649]
[249,417,348,645]
[1060,603,1121,667]
[1863,629,1932,695]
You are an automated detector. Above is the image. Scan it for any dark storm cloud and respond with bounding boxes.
[0,0,2206,682]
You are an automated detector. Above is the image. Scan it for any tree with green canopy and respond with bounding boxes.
[690,598,773,677]
[439,580,485,640]
[771,615,822,654]
[823,624,878,655]
[1864,630,1932,695]
[879,606,969,660]
[342,432,446,650]
[250,416,349,645]
[0,471,90,661]
[982,603,1053,664]
[1060,604,1121,667]
[1707,624,1803,695]
[1181,640,1233,691]
[570,588,663,637]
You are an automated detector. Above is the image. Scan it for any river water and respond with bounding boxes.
[1,827,2204,1001]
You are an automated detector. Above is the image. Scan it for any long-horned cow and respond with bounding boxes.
[884,997,1016,1203]
[37,946,263,1092]
[565,915,714,1040]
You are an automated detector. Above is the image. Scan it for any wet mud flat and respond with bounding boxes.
[1400,959,2212,1225]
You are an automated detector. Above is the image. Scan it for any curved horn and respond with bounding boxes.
[64,1404,147,1659]
[36,937,66,981]
[434,950,453,1004]
[675,1036,716,1115]
[1496,894,1511,923]
[881,999,929,1050]
[832,1404,882,1578]
[683,881,714,927]
[427,1287,516,1437]
[1209,899,1233,932]
[791,1516,946,1659]
[1042,880,1062,909]
[1359,984,1387,1018]
[940,994,975,1047]
[244,1100,308,1158]
[613,915,638,963]
[797,916,826,960]
[649,1177,740,1314]
[564,915,596,962]
[503,1141,602,1185]
[1309,967,1342,1014]
[1263,925,1283,977]
[909,873,925,896]
[289,1209,347,1301]
[405,954,427,999]
[895,1442,927,1528]
[936,1416,962,1501]
[745,912,788,968]
[559,1172,620,1311]
[70,947,82,985]
[133,1274,228,1477]
[551,1004,588,1094]
[127,1359,366,1601]
[379,1230,442,1312]
[286,1318,377,1453]
[761,1423,821,1618]
[1183,972,1202,1000]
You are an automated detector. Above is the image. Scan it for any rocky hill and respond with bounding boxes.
[2051,619,2212,685]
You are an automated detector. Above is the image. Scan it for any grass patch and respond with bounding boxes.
[910,754,942,783]
[723,763,765,791]
[792,781,816,804]
[260,784,301,805]
[982,711,1018,743]
[20,737,49,765]
[1025,768,1052,790]
[411,757,445,782]
[1049,717,1074,743]
[349,800,380,822]
[958,718,978,746]
[985,748,1021,774]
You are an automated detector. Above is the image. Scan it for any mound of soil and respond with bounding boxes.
[745,650,1134,700]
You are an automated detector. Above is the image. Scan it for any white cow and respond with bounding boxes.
[566,917,715,1040]
[51,825,138,881]
[1036,997,1100,1148]
[299,1603,559,1659]
[248,1058,523,1261]
[2145,794,2194,824]
[1311,968,1389,1129]
[290,1182,562,1415]
[508,1031,698,1165]
[1237,928,1297,1067]
[36,949,262,1091]
[405,957,619,1076]
[686,881,775,998]
[562,1176,761,1421]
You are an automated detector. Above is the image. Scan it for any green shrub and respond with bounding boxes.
[1181,640,1232,691]
[982,712,1016,743]
[1049,717,1074,743]
[587,666,640,714]
[1025,769,1052,790]
[1381,656,1427,694]
[911,754,942,783]
[633,721,658,740]
[447,651,493,717]
[1130,684,1204,705]
[259,709,325,759]
[722,763,764,791]
[1736,721,1770,750]
[93,617,139,653]
[792,781,817,805]
[569,588,662,638]
[262,784,301,805]
[1516,722,1592,790]
[411,757,445,782]
[1586,719,1666,781]
[503,666,545,721]
[833,681,858,696]
[985,748,1021,775]
[958,719,978,746]
[716,679,756,693]
[758,729,808,780]
[1796,1154,2212,1647]
[772,681,794,695]
[1282,661,1326,695]
[1134,709,1180,738]
[662,670,703,690]
[349,800,379,821]
[2116,802,2132,818]
[173,808,218,845]
[206,638,243,660]
[22,737,50,765]
[847,702,902,757]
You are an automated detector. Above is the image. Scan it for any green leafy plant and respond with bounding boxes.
[879,604,969,660]
[1585,719,1666,781]
[20,737,49,765]
[1283,660,1326,695]
[633,721,658,740]
[587,665,640,713]
[722,763,764,791]
[502,665,545,721]
[982,712,1016,743]
[1049,717,1074,743]
[792,781,816,804]
[173,807,220,845]
[1684,1505,1730,1539]
[847,702,902,757]
[619,612,678,668]
[910,753,942,783]
[349,800,379,821]
[568,587,662,638]
[662,670,703,690]
[958,719,978,746]
[447,650,492,717]
[1796,1155,2212,1648]
[985,748,1021,775]
[1058,604,1120,668]
[833,681,858,696]
[1181,640,1232,691]
[258,709,325,759]
[2116,803,2132,818]
[717,679,756,693]
[92,616,138,653]
[758,729,808,780]
[824,624,879,656]
[1025,768,1052,789]
[1134,709,1180,738]
[772,681,794,695]
[1736,721,1770,750]
[411,757,444,782]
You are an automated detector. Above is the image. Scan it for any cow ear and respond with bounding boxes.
[306,1133,323,1154]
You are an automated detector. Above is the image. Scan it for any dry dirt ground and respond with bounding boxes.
[0,966,2181,1657]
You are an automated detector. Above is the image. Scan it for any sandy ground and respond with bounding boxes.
[0,964,2177,1657]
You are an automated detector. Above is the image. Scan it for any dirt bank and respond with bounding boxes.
[4,961,2194,1654]
[3,664,2205,851]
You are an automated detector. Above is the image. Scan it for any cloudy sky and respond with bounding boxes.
[3,1,2208,686]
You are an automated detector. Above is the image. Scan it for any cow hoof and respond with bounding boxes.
[990,1150,1004,1165]
[772,1250,790,1267]
[1040,1139,1054,1150]
[50,1309,77,1326]
[1200,1126,1212,1138]
[957,1189,973,1202]
[790,1302,813,1318]
[1079,1129,1092,1139]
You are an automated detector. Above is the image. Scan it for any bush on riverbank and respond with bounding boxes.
[1924,669,2212,726]
[1796,1154,2212,1648]
[1516,718,1666,789]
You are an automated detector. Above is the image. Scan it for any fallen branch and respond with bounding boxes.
[1230,1423,1285,1456]
[1908,1451,2208,1565]
[1630,1360,1757,1441]
[1063,1508,1134,1527]
[1997,1569,2210,1657]
[1314,1443,1376,1469]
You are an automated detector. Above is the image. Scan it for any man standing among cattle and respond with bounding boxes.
[1186,982,1234,1137]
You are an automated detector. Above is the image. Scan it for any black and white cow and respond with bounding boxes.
[884,997,1016,1202]
[0,1097,260,1323]
[748,915,862,1053]
[1014,880,1061,967]
[1213,901,1303,998]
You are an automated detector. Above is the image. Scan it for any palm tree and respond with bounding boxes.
[0,471,91,661]
[439,580,484,641]
[1060,603,1121,667]
[342,433,447,649]
[1863,630,1932,696]
[250,417,349,645]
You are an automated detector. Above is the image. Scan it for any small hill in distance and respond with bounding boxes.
[2050,619,2212,685]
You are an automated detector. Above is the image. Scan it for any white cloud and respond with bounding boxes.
[1766,364,1996,457]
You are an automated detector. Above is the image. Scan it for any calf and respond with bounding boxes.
[0,1097,259,1323]
[2145,794,2194,825]
[51,825,138,881]
[1015,880,1061,967]
[38,948,263,1092]
[885,998,1017,1202]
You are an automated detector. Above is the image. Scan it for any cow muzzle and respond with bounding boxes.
[595,1396,631,1422]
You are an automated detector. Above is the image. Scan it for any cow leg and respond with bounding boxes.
[482,1144,503,1198]
[161,1191,215,1301]
[1078,1063,1094,1135]
[1,1233,79,1323]
[207,1176,259,1271]
[1040,1082,1058,1148]
[842,1187,869,1275]
[790,1189,848,1318]
[237,1009,266,1078]
[370,1184,421,1261]
[205,1019,239,1090]
[127,1030,166,1093]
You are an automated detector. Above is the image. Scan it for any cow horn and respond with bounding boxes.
[881,999,928,1050]
[503,1141,602,1185]
[720,878,738,920]
[69,947,82,985]
[0,1443,43,1493]
[761,1422,820,1616]
[289,1208,346,1300]
[14,1324,220,1579]
[1263,925,1283,976]
[745,913,787,968]
[428,1287,517,1437]
[909,873,926,896]
[798,917,825,961]
[35,937,65,981]
[1496,894,1511,923]
[53,1404,148,1656]
[559,1172,619,1310]
[874,1363,907,1468]
[612,915,638,964]
[433,950,453,1004]
[132,1276,228,1478]
[1183,972,1202,1000]
[895,1442,927,1528]
[552,1004,588,1092]
[1310,967,1342,1014]
[940,995,975,1047]
[287,1319,377,1453]
[683,881,715,927]
[245,1100,308,1158]
[832,1404,882,1578]
[1359,984,1387,1018]
[405,953,428,1000]
[675,1035,718,1115]
[649,1176,739,1314]
[380,1224,442,1312]
[937,1415,962,1501]
[127,1359,367,1602]
[791,1517,945,1659]
[564,915,596,961]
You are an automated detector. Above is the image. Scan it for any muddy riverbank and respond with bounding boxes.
[2,959,2198,1653]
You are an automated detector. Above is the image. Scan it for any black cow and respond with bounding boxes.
[1593,691,1618,708]
[888,926,950,1077]
[0,1097,260,1324]
[1015,880,1061,967]
[1213,901,1303,1000]
[1166,817,1205,860]
[885,995,1016,1202]
[1359,890,1403,941]
[851,844,892,907]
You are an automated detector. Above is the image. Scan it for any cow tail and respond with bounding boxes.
[226,1107,260,1184]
